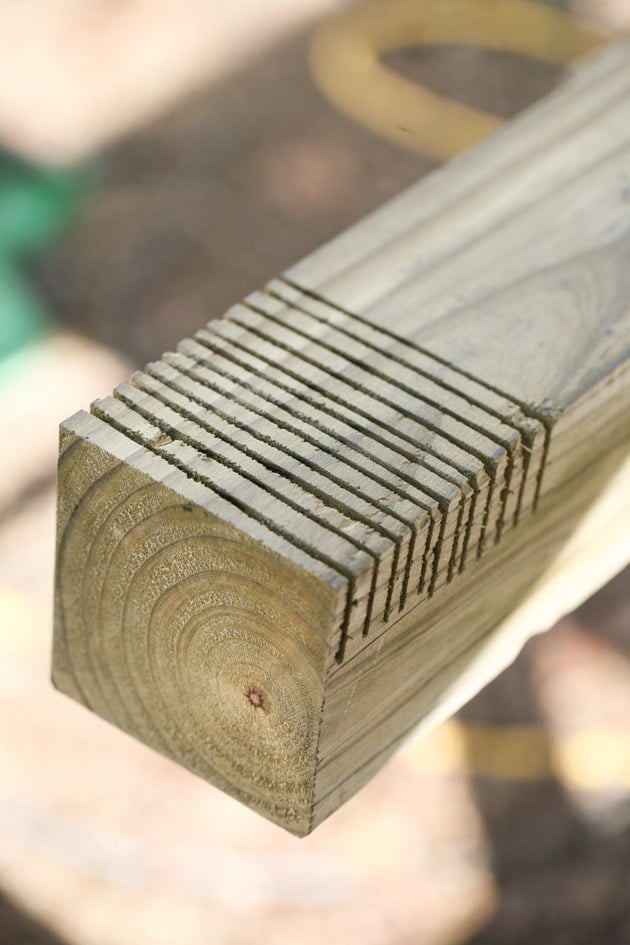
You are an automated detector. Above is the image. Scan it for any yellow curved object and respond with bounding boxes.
[403,719,630,792]
[310,0,608,160]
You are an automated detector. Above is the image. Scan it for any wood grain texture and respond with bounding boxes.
[54,412,342,834]
[289,40,630,411]
[53,40,630,834]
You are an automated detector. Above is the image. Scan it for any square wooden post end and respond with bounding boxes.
[52,411,344,836]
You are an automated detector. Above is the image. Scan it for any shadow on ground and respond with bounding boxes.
[0,892,71,945]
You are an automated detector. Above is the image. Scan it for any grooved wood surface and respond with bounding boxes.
[53,39,630,834]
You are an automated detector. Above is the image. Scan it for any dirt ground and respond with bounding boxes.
[1,2,629,943]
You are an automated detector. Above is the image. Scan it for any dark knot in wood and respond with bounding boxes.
[245,686,266,710]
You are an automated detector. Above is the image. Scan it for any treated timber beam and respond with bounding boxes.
[53,40,630,835]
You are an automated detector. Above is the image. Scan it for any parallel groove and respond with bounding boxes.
[235,302,508,544]
[90,397,361,662]
[259,288,519,460]
[108,386,391,634]
[242,294,518,544]
[141,359,426,611]
[281,277,552,506]
[190,327,476,499]
[189,330,467,597]
[200,317,489,576]
[161,346,441,598]
[268,279,539,528]
[234,302,503,498]
[85,276,553,667]
[127,372,412,616]
[190,328,474,594]
[277,277,535,428]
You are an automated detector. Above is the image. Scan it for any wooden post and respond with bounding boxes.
[53,40,630,835]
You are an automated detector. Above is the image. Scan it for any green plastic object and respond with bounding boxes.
[0,151,95,361]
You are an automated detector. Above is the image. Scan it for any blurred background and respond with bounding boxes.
[0,1,629,942]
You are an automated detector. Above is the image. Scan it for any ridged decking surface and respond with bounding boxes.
[91,281,547,665]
